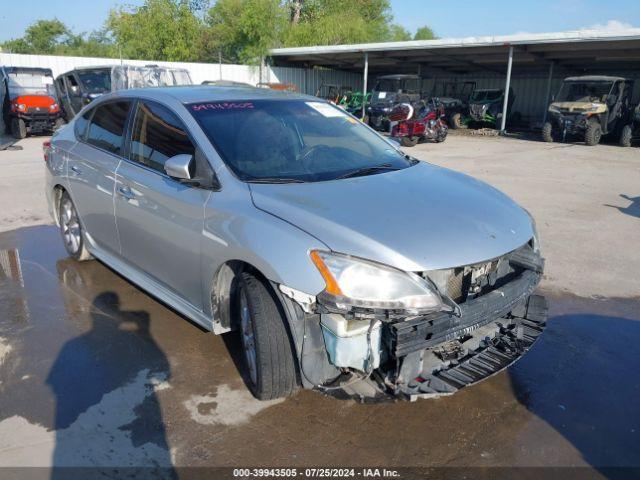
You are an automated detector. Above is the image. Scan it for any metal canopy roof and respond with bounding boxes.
[270,29,640,75]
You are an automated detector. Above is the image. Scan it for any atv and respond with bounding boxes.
[367,74,422,132]
[389,98,448,147]
[543,76,635,147]
[467,88,515,129]
[1,66,63,139]
[430,81,476,129]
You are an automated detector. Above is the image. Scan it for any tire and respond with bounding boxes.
[435,126,448,143]
[400,136,419,147]
[58,192,91,261]
[237,272,297,400]
[542,122,555,143]
[53,118,66,132]
[449,112,462,129]
[584,121,602,146]
[11,118,27,139]
[619,124,632,147]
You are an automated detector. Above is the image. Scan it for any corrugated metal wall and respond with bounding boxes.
[0,53,363,96]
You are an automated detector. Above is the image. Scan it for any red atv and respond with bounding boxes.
[1,66,63,139]
[389,98,448,147]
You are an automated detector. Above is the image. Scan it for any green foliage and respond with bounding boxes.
[1,1,437,64]
[2,19,117,57]
[414,26,437,40]
[108,0,206,62]
[205,0,286,64]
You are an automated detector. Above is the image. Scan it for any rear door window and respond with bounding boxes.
[84,101,131,156]
[129,101,195,173]
[74,108,92,140]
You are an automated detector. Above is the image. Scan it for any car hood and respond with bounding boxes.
[249,162,534,272]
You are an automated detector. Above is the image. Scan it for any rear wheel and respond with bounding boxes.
[11,118,26,139]
[584,121,602,146]
[619,124,633,147]
[542,122,555,143]
[449,112,462,129]
[237,272,297,400]
[400,136,419,147]
[58,192,91,261]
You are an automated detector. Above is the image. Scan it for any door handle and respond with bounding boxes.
[70,165,81,175]
[117,186,135,200]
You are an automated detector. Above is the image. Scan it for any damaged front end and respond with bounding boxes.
[278,241,547,401]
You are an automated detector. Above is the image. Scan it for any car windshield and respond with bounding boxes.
[471,90,502,102]
[77,71,112,94]
[6,72,55,99]
[556,81,614,103]
[190,99,415,182]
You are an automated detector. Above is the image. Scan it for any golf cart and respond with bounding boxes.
[367,74,422,131]
[430,81,476,129]
[1,66,63,139]
[55,64,193,120]
[542,76,634,146]
[467,88,515,129]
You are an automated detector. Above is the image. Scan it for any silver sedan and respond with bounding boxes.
[45,86,547,400]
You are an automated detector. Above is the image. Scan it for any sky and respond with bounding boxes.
[0,0,639,42]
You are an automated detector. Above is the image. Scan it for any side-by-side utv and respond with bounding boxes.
[467,88,515,129]
[543,76,634,147]
[430,81,476,129]
[1,66,63,138]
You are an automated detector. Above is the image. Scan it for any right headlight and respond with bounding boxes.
[310,250,445,313]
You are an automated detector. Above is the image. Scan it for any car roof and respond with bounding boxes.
[109,85,317,103]
[564,75,628,82]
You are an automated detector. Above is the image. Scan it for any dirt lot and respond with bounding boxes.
[0,134,638,478]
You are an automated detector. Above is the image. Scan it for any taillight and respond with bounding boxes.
[43,141,52,162]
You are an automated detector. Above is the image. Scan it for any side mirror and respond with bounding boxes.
[165,154,194,180]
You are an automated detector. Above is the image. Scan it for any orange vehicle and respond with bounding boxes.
[1,66,63,139]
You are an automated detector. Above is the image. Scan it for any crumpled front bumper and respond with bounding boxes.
[396,293,547,399]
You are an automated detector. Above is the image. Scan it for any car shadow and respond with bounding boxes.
[605,194,640,219]
[46,290,177,479]
[507,302,640,476]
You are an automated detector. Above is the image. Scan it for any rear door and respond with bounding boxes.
[114,100,209,309]
[67,100,131,255]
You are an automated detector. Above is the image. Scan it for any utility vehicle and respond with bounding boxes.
[468,88,515,129]
[367,74,422,131]
[55,65,192,121]
[1,66,63,138]
[430,81,476,129]
[543,76,634,146]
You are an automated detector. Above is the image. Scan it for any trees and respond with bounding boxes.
[414,26,437,40]
[1,1,436,64]
[107,0,206,62]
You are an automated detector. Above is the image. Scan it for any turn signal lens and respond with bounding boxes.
[310,250,343,296]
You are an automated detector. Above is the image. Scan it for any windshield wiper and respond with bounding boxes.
[246,177,306,184]
[336,163,401,180]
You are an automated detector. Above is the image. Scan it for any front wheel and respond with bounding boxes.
[619,124,633,147]
[584,121,602,146]
[449,112,462,129]
[400,136,419,147]
[542,122,555,143]
[237,272,298,400]
[58,192,91,261]
[11,118,26,139]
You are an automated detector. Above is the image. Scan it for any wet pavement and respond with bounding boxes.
[0,226,639,478]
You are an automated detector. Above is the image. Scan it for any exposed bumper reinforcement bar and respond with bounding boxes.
[399,294,548,399]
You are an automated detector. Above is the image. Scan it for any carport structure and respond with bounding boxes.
[269,29,640,131]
